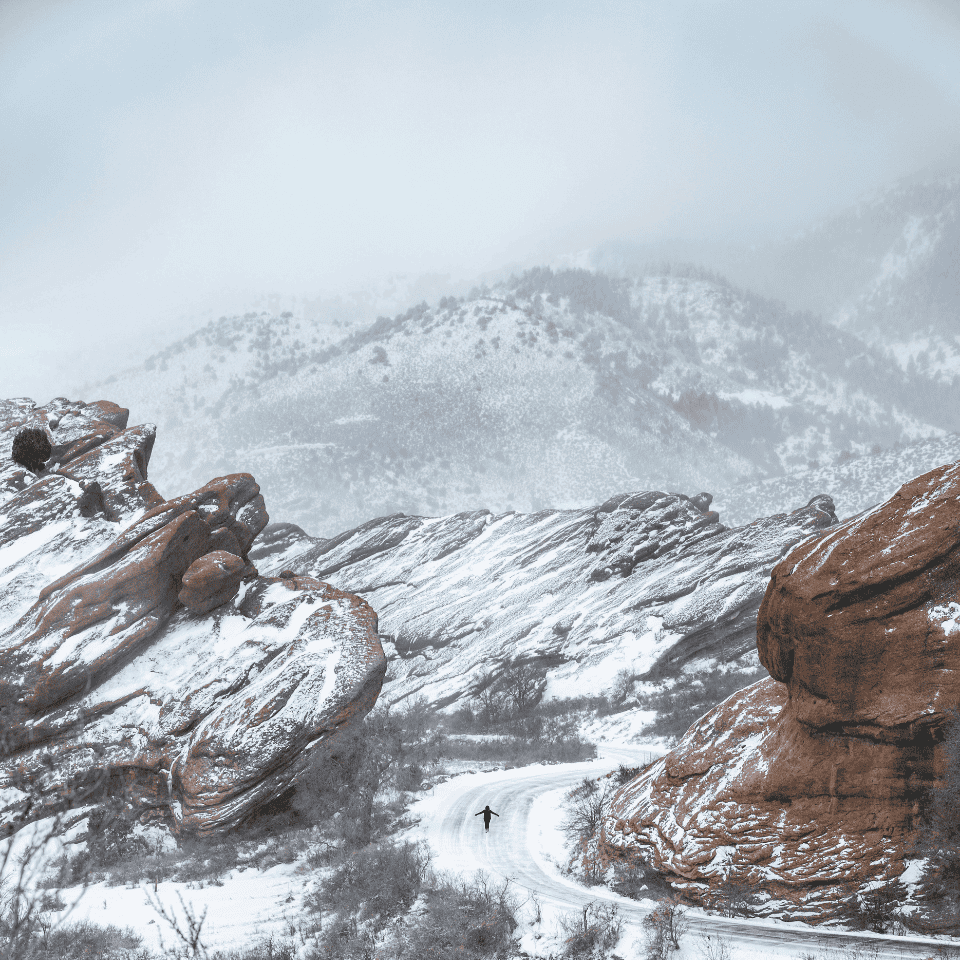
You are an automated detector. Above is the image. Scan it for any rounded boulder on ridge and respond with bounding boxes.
[179,550,250,615]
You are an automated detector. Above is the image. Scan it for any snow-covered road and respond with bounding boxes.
[410,745,955,960]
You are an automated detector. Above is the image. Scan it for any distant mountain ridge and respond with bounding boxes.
[704,172,960,383]
[78,263,960,537]
[714,431,960,527]
[777,173,960,337]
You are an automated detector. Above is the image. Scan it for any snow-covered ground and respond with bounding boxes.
[8,738,956,959]
[405,743,955,960]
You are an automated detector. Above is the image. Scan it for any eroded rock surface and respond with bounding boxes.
[178,550,252,614]
[604,461,960,919]
[250,492,837,710]
[0,399,385,838]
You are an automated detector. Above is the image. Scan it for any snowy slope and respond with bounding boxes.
[249,489,838,709]
[714,432,960,526]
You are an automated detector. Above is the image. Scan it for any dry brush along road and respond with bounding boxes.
[411,745,955,960]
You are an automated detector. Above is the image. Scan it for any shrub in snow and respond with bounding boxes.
[641,895,688,959]
[11,426,51,473]
[709,874,764,918]
[396,873,518,960]
[610,852,672,901]
[836,877,907,933]
[559,901,622,959]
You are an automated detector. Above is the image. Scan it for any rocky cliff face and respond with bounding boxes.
[0,398,385,839]
[250,491,838,710]
[604,459,960,919]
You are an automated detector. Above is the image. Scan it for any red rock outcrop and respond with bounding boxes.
[0,398,386,839]
[178,550,252,614]
[604,461,960,919]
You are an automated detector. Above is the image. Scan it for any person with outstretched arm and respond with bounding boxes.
[475,805,499,832]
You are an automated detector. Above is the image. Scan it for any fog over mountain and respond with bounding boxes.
[5,0,960,401]
[4,1,960,531]
[85,246,960,536]
[9,5,960,947]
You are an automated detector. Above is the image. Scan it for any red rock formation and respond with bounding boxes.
[0,398,386,839]
[605,463,960,919]
[757,461,960,734]
[178,550,252,614]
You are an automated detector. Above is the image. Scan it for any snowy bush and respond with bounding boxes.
[559,901,622,959]
[641,895,688,959]
[609,853,672,901]
[836,877,907,933]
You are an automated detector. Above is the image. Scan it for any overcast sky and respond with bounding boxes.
[3,0,960,400]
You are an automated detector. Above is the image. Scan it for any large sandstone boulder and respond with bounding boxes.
[178,550,252,614]
[604,461,960,919]
[0,398,386,839]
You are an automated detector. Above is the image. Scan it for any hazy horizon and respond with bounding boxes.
[4,0,960,402]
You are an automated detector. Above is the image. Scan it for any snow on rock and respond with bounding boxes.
[250,490,838,710]
[605,459,960,920]
[0,398,386,840]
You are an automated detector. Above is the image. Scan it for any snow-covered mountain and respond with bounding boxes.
[721,173,960,380]
[714,431,960,526]
[78,267,951,538]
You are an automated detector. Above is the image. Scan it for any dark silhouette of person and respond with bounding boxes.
[475,805,499,831]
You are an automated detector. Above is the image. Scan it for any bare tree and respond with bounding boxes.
[0,669,114,959]
[642,894,688,958]
[559,900,622,958]
[696,931,732,960]
[502,663,541,715]
[145,888,210,959]
[475,684,506,725]
[711,872,762,918]
[562,777,614,847]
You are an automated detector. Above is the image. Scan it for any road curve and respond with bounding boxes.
[414,746,953,960]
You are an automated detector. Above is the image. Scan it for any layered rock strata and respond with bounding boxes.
[250,492,838,709]
[0,398,385,838]
[604,460,960,918]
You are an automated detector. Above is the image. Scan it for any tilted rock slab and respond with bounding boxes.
[0,398,385,838]
[250,491,838,709]
[604,460,960,919]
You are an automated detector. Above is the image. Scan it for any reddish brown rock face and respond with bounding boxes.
[0,398,386,840]
[605,462,960,919]
[605,677,934,918]
[178,550,251,615]
[757,460,960,734]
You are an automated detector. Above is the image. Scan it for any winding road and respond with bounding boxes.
[414,746,955,960]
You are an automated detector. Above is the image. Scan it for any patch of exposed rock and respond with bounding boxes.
[604,460,960,919]
[0,398,385,838]
[250,492,838,710]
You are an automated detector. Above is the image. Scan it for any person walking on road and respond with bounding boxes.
[475,805,499,832]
